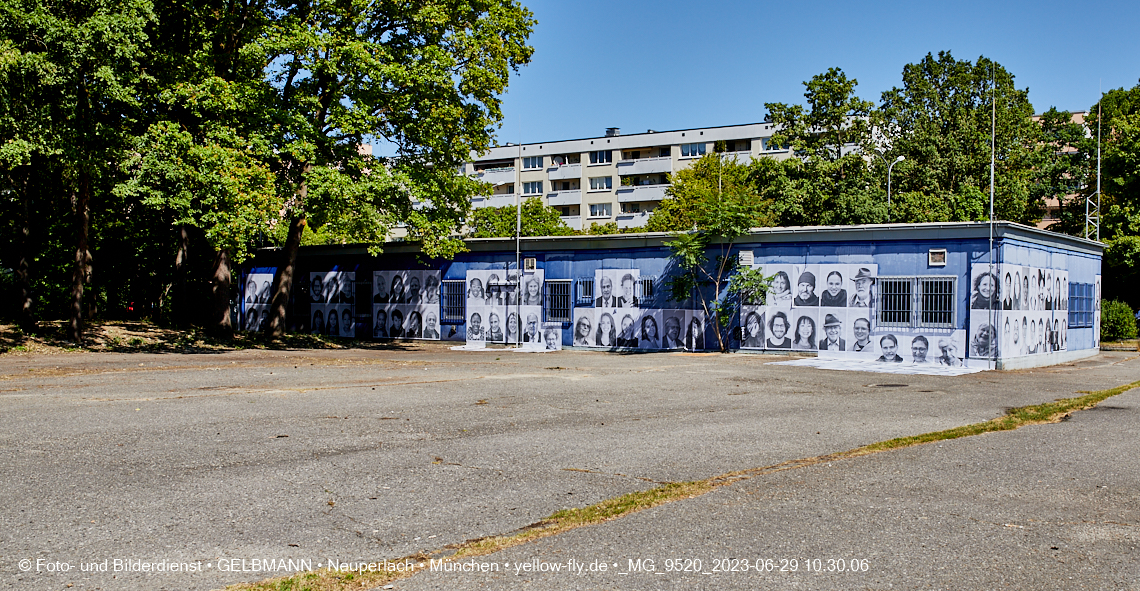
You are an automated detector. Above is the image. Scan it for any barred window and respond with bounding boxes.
[544,280,572,322]
[441,280,465,321]
[576,278,594,305]
[877,278,913,326]
[639,277,655,306]
[1069,282,1094,328]
[918,278,955,328]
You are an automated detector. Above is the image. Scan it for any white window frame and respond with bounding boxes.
[588,176,612,192]
[588,203,612,218]
[522,156,542,170]
[680,143,706,158]
[522,181,543,195]
[589,150,612,165]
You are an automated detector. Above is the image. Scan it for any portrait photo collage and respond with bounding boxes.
[739,263,968,366]
[465,269,558,349]
[309,271,356,338]
[570,269,706,350]
[240,272,275,332]
[373,270,442,340]
[969,264,1070,360]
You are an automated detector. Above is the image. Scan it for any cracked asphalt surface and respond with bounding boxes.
[1,345,1137,590]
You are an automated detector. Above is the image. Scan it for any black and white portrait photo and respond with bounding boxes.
[817,312,845,352]
[765,310,792,349]
[639,312,662,349]
[662,313,684,349]
[741,307,765,349]
[240,272,274,331]
[573,310,593,347]
[792,266,820,307]
[970,266,1000,310]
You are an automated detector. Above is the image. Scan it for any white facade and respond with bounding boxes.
[463,122,792,231]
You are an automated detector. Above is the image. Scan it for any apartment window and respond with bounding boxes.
[522,181,542,195]
[761,138,789,151]
[918,277,956,328]
[589,203,612,218]
[552,154,580,165]
[1069,282,1093,328]
[589,176,612,191]
[560,206,571,216]
[441,280,466,321]
[544,280,572,322]
[680,143,706,158]
[576,278,594,305]
[715,139,748,152]
[622,150,641,160]
[877,278,913,326]
[522,156,542,170]
[589,150,612,164]
[620,202,640,214]
[659,148,670,157]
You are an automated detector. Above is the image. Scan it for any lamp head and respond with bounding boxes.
[895,155,905,162]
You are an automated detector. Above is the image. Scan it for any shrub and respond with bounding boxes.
[1101,299,1138,342]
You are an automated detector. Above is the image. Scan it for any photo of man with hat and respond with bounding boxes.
[818,313,845,351]
[849,267,876,308]
[794,271,819,306]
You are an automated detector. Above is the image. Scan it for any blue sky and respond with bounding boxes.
[480,0,1140,146]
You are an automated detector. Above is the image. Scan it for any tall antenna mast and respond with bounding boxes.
[1088,82,1102,241]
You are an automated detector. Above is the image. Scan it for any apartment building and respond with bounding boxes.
[461,123,792,231]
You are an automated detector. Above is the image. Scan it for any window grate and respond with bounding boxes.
[877,278,913,326]
[441,280,465,321]
[918,277,955,328]
[576,278,594,305]
[639,277,655,306]
[544,280,572,323]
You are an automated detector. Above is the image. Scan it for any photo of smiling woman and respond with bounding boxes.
[792,314,816,350]
[596,312,617,348]
[768,270,793,305]
[326,308,340,337]
[373,308,388,338]
[406,310,423,339]
[640,314,660,349]
[970,270,1000,310]
[573,312,593,346]
[311,309,325,335]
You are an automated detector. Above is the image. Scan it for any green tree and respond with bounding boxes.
[658,152,770,351]
[1033,108,1095,236]
[647,152,770,232]
[0,0,155,341]
[875,52,1041,224]
[763,68,886,226]
[258,0,536,337]
[466,197,577,238]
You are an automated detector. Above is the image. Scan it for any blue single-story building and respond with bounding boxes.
[238,222,1102,370]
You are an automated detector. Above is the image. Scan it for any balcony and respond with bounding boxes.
[616,211,651,229]
[474,167,515,185]
[718,150,754,163]
[616,184,668,202]
[546,163,581,180]
[471,193,517,208]
[546,190,582,206]
[616,156,672,175]
[560,215,582,231]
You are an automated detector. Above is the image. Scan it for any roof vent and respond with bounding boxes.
[605,127,620,137]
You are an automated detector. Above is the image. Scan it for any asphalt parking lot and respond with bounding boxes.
[1,344,1137,590]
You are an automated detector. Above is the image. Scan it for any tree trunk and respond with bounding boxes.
[209,247,233,337]
[263,214,305,338]
[67,171,91,343]
[264,164,313,339]
[172,225,191,327]
[14,165,33,330]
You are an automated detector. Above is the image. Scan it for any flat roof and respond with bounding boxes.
[473,122,779,162]
[280,221,1102,259]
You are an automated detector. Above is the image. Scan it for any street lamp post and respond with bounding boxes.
[887,155,904,222]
